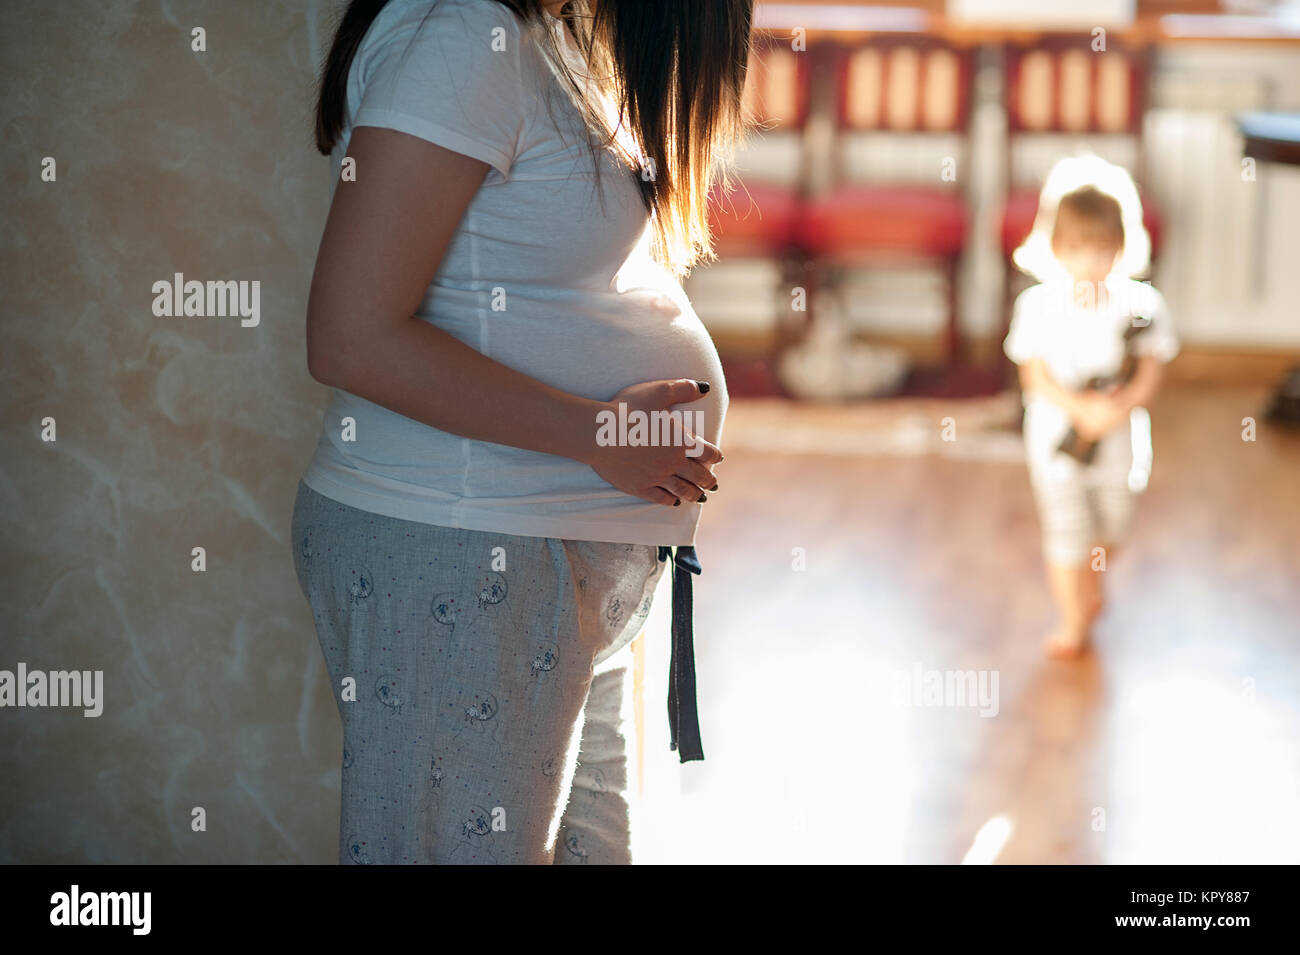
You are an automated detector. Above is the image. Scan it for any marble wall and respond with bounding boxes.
[1,0,343,862]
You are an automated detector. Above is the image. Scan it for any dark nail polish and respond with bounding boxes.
[697,493,707,503]
[673,499,681,506]
[710,484,719,491]
[697,380,710,394]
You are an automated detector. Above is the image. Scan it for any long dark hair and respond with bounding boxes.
[313,0,754,277]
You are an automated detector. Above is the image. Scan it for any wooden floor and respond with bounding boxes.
[632,383,1300,863]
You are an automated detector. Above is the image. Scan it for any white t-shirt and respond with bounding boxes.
[1003,277,1180,475]
[300,0,728,546]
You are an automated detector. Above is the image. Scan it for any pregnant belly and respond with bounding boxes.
[426,284,729,449]
[586,308,728,447]
[319,283,729,506]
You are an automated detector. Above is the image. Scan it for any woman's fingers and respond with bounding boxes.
[659,474,708,504]
[640,485,682,507]
[641,457,721,508]
[685,435,723,466]
[676,457,718,491]
[660,378,711,405]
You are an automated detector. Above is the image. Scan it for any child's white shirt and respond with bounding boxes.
[1004,277,1180,475]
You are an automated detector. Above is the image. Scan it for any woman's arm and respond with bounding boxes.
[305,127,718,505]
[307,126,605,464]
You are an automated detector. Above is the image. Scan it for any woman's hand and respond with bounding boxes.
[580,378,723,507]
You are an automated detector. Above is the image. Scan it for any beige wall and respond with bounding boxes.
[1,0,343,862]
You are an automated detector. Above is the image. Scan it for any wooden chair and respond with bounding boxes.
[708,31,814,257]
[699,31,819,395]
[800,35,977,362]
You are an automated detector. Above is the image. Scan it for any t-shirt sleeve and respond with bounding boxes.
[350,0,528,178]
[1128,283,1180,364]
[1003,286,1045,364]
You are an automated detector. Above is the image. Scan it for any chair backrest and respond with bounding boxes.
[742,33,813,130]
[835,36,975,134]
[729,32,814,186]
[829,36,975,187]
[1006,37,1153,181]
[1005,37,1149,136]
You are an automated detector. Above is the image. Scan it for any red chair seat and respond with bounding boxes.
[707,181,802,255]
[1000,188,1163,259]
[799,185,968,259]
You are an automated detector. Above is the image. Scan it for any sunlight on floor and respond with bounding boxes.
[631,605,921,863]
[962,815,1014,864]
[1106,670,1300,863]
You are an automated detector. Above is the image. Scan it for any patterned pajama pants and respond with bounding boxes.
[290,479,666,864]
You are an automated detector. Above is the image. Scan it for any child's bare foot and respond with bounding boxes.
[1044,622,1091,659]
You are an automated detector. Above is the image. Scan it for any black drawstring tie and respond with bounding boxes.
[657,544,704,763]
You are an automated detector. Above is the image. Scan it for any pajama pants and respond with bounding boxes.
[290,479,667,864]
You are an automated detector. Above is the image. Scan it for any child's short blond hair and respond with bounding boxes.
[1052,186,1125,251]
[1012,154,1152,282]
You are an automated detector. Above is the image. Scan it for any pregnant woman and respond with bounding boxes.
[291,0,750,864]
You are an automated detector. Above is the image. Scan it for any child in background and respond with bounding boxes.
[1003,156,1180,658]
